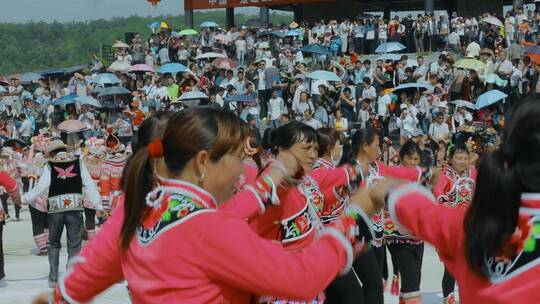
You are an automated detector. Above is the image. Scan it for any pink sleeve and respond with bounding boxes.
[0,171,17,192]
[311,167,350,199]
[386,184,465,260]
[60,202,125,302]
[378,162,422,182]
[194,213,353,300]
[220,187,265,220]
[432,171,449,201]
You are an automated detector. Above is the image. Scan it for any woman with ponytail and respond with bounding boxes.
[368,95,540,303]
[35,108,377,304]
[340,128,432,304]
[249,121,361,303]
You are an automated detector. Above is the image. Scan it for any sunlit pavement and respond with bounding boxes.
[1,207,455,304]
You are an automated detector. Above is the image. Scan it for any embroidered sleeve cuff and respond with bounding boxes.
[319,227,354,275]
[347,204,375,244]
[387,183,435,235]
[245,185,266,214]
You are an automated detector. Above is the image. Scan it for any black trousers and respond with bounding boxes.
[1,193,19,219]
[353,248,384,304]
[0,224,4,278]
[325,269,363,304]
[29,206,48,236]
[84,207,96,231]
[442,267,456,297]
[388,242,424,293]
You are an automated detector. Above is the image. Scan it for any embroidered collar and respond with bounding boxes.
[156,178,217,209]
[316,158,334,169]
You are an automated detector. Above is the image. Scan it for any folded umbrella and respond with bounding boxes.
[158,63,188,74]
[375,42,406,53]
[475,89,507,109]
[53,94,79,106]
[454,58,486,71]
[306,70,342,82]
[93,73,121,86]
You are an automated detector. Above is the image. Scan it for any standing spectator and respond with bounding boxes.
[303,109,322,129]
[18,113,33,145]
[377,89,392,136]
[235,36,247,67]
[267,89,286,128]
[314,101,329,127]
[378,19,388,46]
[336,87,356,123]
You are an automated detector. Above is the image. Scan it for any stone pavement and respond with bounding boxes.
[0,208,455,304]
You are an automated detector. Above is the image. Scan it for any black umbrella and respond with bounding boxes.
[226,94,257,104]
[257,30,285,39]
[97,86,131,97]
[4,138,27,149]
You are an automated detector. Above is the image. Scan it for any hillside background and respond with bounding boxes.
[0,11,292,75]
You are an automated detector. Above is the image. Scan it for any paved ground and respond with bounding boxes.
[0,206,456,304]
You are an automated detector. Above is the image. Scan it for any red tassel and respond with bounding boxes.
[148,139,164,158]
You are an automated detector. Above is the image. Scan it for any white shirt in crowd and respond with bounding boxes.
[396,112,417,136]
[361,85,377,103]
[268,96,286,120]
[429,121,450,142]
[377,94,391,117]
[304,117,322,129]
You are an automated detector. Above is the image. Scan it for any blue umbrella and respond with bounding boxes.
[158,63,189,74]
[93,73,121,86]
[375,42,406,53]
[475,89,508,109]
[301,44,331,56]
[20,72,42,84]
[53,94,78,106]
[306,70,341,82]
[286,29,303,37]
[200,21,219,28]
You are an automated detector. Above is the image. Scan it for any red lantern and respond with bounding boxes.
[147,0,161,7]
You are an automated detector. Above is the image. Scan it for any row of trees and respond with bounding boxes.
[0,11,292,75]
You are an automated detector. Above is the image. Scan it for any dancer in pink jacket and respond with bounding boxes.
[37,108,377,304]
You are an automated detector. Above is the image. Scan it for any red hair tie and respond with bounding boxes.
[148,139,164,158]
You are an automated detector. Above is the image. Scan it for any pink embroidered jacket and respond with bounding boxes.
[433,165,477,208]
[58,179,358,304]
[387,185,540,303]
[249,167,351,251]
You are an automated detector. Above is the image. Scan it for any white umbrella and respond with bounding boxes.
[482,16,503,27]
[112,41,130,48]
[75,95,101,108]
[179,91,209,100]
[450,100,476,110]
[195,52,227,60]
